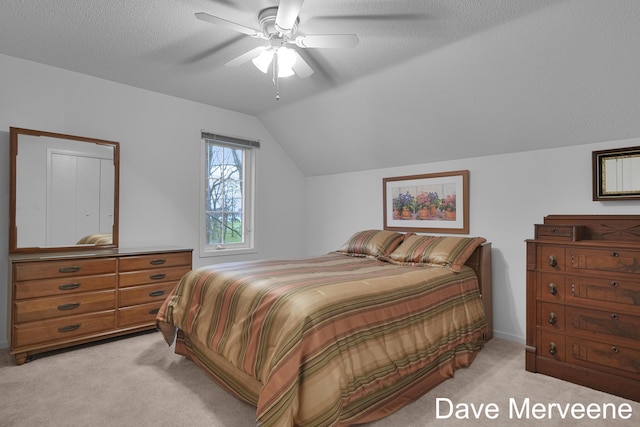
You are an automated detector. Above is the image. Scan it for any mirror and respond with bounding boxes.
[593,146,640,201]
[10,127,119,253]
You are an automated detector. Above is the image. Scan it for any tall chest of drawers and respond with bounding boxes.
[526,215,640,401]
[9,247,192,365]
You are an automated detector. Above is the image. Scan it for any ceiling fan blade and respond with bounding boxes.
[275,0,305,33]
[195,12,264,38]
[312,13,430,22]
[292,51,314,78]
[225,46,267,67]
[293,34,359,49]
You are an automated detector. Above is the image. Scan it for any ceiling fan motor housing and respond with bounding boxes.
[259,7,298,36]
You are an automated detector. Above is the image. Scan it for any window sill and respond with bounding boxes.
[199,247,257,258]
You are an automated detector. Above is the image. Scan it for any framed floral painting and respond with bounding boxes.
[383,170,469,234]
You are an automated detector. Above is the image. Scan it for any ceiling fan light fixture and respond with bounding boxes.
[276,46,297,77]
[195,2,358,98]
[252,46,297,77]
[277,65,295,78]
[252,48,274,73]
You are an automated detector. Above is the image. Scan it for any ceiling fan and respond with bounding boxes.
[195,0,359,99]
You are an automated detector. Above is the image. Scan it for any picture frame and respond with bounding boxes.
[383,170,469,234]
[592,146,640,201]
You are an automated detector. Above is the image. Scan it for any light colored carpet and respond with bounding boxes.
[1,332,637,426]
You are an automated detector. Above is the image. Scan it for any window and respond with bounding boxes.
[200,132,258,256]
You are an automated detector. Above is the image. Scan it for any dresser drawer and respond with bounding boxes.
[538,330,565,361]
[566,248,640,275]
[568,336,640,380]
[566,306,640,344]
[538,273,565,302]
[14,274,116,300]
[119,252,191,272]
[119,266,190,287]
[537,246,565,272]
[14,290,116,323]
[538,302,565,331]
[119,282,176,307]
[535,224,583,241]
[13,310,116,348]
[117,302,162,327]
[14,258,117,281]
[566,275,640,312]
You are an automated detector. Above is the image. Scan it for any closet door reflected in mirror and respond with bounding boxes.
[10,127,119,253]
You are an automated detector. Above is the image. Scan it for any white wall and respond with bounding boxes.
[2,52,639,350]
[305,139,640,343]
[0,53,307,349]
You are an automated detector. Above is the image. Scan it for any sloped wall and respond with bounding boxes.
[260,0,640,177]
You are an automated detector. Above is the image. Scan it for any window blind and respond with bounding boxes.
[201,131,260,149]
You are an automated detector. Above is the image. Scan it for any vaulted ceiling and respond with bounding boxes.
[1,1,639,176]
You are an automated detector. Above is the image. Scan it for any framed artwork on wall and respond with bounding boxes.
[592,146,640,200]
[383,170,469,234]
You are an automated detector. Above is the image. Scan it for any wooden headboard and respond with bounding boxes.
[465,242,493,340]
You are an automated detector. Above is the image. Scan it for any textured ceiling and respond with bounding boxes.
[0,0,562,116]
[2,1,639,177]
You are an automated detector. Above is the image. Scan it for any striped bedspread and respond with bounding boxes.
[156,253,487,426]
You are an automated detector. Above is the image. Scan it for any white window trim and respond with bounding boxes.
[199,136,257,258]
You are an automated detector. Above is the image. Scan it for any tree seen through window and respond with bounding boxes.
[204,142,244,245]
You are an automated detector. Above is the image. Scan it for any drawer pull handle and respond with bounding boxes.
[59,266,81,273]
[150,259,166,265]
[549,342,557,356]
[551,228,557,233]
[610,281,619,288]
[150,273,167,280]
[58,283,81,291]
[548,256,557,267]
[58,303,80,311]
[548,312,557,325]
[548,283,557,295]
[58,324,81,333]
[149,290,166,297]
[611,346,619,353]
[610,313,619,320]
[148,308,160,315]
[610,251,619,257]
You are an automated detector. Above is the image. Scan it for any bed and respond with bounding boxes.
[76,233,113,245]
[156,230,492,426]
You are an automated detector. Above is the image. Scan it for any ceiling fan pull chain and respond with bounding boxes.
[274,51,281,100]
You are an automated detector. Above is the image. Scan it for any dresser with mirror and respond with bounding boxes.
[8,127,192,364]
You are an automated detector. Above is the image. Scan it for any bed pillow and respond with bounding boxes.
[335,230,405,258]
[386,234,486,272]
[385,234,438,264]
